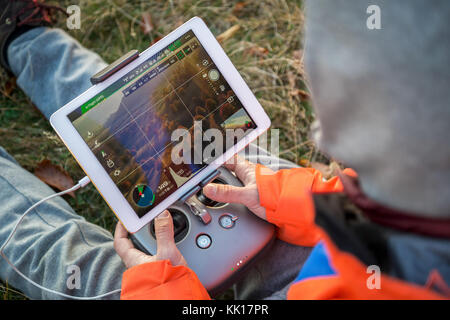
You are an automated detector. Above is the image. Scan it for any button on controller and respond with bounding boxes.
[196,234,212,249]
[219,214,238,229]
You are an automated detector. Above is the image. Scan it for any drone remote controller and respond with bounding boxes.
[131,166,275,296]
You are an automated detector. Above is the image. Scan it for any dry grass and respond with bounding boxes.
[0,0,323,300]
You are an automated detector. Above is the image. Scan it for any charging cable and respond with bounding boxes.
[0,176,122,300]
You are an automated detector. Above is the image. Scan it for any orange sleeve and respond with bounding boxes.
[255,164,356,247]
[286,234,445,300]
[120,260,210,300]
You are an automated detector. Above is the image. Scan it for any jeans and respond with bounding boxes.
[0,27,310,299]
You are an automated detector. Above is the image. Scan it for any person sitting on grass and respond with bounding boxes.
[0,0,448,300]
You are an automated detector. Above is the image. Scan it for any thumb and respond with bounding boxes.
[154,210,175,248]
[203,183,247,204]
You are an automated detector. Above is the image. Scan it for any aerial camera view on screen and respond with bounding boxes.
[68,30,256,218]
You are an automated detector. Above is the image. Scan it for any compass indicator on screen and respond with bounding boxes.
[132,184,155,207]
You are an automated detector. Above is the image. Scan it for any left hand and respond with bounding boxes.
[114,210,188,269]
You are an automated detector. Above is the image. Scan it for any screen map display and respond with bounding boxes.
[68,30,256,218]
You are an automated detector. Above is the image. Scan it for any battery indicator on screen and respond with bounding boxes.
[176,51,185,60]
[168,39,182,52]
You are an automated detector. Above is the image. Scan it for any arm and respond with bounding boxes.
[120,260,210,300]
[256,164,356,246]
[202,156,356,247]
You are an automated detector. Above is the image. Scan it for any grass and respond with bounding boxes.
[0,0,324,300]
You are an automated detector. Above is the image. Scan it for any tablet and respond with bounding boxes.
[50,17,270,233]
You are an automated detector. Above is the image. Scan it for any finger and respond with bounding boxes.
[154,210,176,249]
[202,183,247,204]
[114,221,129,239]
[224,155,255,184]
[113,222,135,258]
[223,154,242,172]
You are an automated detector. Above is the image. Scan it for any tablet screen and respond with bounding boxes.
[68,30,256,218]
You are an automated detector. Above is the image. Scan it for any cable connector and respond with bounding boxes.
[77,176,91,188]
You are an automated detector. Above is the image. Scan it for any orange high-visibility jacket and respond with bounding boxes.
[120,165,445,299]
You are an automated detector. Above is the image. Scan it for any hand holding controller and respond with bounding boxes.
[114,155,271,270]
[114,210,187,269]
[202,155,273,221]
[124,159,275,295]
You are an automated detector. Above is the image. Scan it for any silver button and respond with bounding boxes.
[196,234,212,249]
[219,214,236,229]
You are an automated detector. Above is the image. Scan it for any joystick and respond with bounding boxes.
[149,208,189,243]
[196,178,226,207]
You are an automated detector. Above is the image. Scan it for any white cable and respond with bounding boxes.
[0,176,122,300]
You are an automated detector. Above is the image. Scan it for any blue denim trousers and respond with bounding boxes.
[0,27,310,299]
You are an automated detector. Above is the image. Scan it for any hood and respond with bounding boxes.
[304,0,450,218]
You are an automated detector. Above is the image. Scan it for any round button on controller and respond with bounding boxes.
[196,234,212,249]
[219,214,236,229]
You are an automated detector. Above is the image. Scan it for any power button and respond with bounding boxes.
[219,214,238,229]
[196,234,212,249]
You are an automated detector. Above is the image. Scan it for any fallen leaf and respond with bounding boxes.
[34,159,75,197]
[290,88,310,100]
[232,2,247,16]
[140,12,154,35]
[244,45,269,58]
[1,76,16,96]
[216,25,240,43]
[149,36,162,46]
[298,159,310,167]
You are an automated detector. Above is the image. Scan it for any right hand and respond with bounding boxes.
[202,155,273,221]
